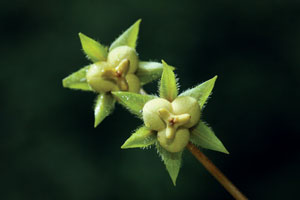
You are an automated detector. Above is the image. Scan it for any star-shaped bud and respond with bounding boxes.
[62,20,165,127]
[113,60,228,185]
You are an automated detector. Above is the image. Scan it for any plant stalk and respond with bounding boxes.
[140,89,247,199]
[186,142,248,200]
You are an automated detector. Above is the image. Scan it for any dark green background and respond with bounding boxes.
[1,0,299,199]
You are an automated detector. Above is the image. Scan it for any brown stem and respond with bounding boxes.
[186,142,248,200]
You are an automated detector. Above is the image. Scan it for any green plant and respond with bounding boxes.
[113,61,228,184]
[62,20,164,127]
[62,20,248,200]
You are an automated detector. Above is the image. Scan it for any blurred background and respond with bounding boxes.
[1,0,299,199]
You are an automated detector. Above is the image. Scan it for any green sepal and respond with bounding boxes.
[112,91,156,118]
[190,121,229,154]
[78,33,108,62]
[94,93,116,127]
[156,143,183,186]
[180,76,217,109]
[121,126,156,149]
[159,60,178,101]
[109,19,141,51]
[136,61,164,85]
[62,65,92,91]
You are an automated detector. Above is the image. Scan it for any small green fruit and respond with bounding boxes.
[157,128,190,153]
[172,96,200,128]
[86,62,118,93]
[107,46,139,73]
[143,98,172,131]
[126,74,140,93]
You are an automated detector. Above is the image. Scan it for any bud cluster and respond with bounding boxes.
[143,96,201,152]
[86,46,140,93]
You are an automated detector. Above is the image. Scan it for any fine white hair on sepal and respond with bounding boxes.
[201,91,213,110]
[84,52,91,60]
[157,77,162,92]
[175,75,180,92]
[155,142,165,162]
[141,144,153,150]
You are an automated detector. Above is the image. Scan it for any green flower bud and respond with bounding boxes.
[86,62,118,93]
[157,128,190,153]
[107,46,139,74]
[126,74,140,93]
[172,96,200,128]
[143,98,172,131]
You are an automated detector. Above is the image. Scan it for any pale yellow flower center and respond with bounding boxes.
[158,108,191,139]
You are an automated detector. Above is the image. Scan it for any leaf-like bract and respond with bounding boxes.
[121,126,156,149]
[159,60,178,101]
[109,19,141,51]
[190,121,229,154]
[62,65,92,91]
[180,76,217,108]
[136,61,163,85]
[112,91,156,118]
[94,93,116,127]
[79,33,108,62]
[156,143,183,186]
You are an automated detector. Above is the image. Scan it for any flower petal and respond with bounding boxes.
[190,121,229,154]
[109,19,141,51]
[159,60,178,101]
[62,65,92,91]
[156,143,183,186]
[112,91,156,118]
[79,33,108,62]
[94,93,116,127]
[121,126,156,149]
[136,61,163,85]
[180,76,217,109]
